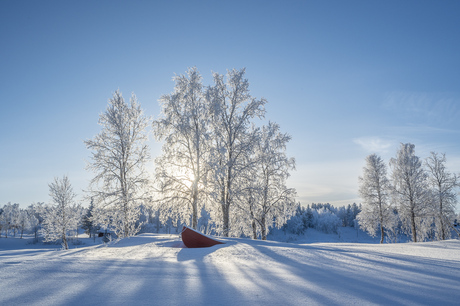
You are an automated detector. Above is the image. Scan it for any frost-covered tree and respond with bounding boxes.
[390,143,432,242]
[304,205,314,228]
[27,206,40,240]
[351,203,361,225]
[153,67,210,229]
[1,203,20,238]
[85,90,151,238]
[385,208,403,243]
[28,203,43,240]
[10,203,20,237]
[81,199,100,239]
[283,204,342,235]
[357,154,393,243]
[0,207,4,238]
[240,173,260,239]
[282,205,306,235]
[41,176,81,249]
[425,152,459,240]
[197,206,212,234]
[206,68,266,237]
[245,122,296,240]
[313,208,341,234]
[17,209,31,239]
[0,205,7,238]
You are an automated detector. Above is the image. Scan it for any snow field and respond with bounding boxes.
[1,234,459,305]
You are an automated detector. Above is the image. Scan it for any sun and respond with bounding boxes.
[173,168,195,189]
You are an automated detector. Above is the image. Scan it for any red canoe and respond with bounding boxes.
[181,226,225,248]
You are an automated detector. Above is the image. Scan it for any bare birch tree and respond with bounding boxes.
[390,143,432,242]
[85,90,151,238]
[425,152,459,240]
[206,68,266,237]
[153,67,210,229]
[357,154,392,243]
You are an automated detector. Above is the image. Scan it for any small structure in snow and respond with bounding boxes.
[181,225,225,248]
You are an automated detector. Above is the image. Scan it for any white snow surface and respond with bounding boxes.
[1,233,459,306]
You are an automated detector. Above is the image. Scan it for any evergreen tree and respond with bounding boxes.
[82,199,99,238]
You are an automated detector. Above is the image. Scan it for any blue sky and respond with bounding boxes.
[1,0,460,209]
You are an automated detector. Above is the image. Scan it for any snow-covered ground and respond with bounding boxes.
[1,233,459,305]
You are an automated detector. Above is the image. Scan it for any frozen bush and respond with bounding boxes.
[313,208,341,234]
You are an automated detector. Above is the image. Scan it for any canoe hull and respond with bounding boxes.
[181,226,224,248]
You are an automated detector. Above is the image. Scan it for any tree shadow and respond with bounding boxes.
[176,240,234,262]
[2,235,459,305]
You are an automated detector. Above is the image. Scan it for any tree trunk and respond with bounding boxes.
[123,197,129,238]
[261,228,267,240]
[411,204,417,242]
[261,215,267,240]
[252,219,257,239]
[191,181,198,229]
[222,203,229,237]
[250,205,257,240]
[439,195,445,240]
[62,230,68,250]
[249,195,257,239]
[377,189,384,244]
[222,170,231,237]
[380,223,384,244]
[156,210,160,233]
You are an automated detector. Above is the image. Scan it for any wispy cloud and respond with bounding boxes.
[353,137,392,154]
[382,92,460,126]
[386,125,460,134]
[290,159,364,206]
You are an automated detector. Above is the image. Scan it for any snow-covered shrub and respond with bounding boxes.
[283,204,343,235]
[313,208,341,234]
[283,213,305,235]
[302,206,314,229]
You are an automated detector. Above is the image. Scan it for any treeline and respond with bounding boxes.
[0,200,84,245]
[357,144,460,243]
[0,203,41,239]
[5,69,460,246]
[282,203,361,235]
[1,178,94,250]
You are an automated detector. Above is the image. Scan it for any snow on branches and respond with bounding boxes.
[153,67,296,238]
[41,176,82,249]
[85,90,151,238]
